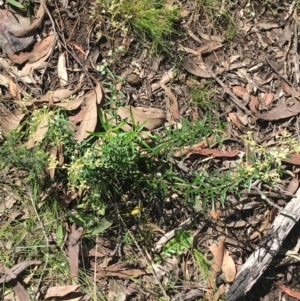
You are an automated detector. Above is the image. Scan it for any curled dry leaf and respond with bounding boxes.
[197,41,223,54]
[45,285,80,299]
[0,106,25,136]
[228,112,244,131]
[117,106,165,130]
[9,0,47,38]
[182,58,211,78]
[151,69,175,91]
[0,10,34,54]
[73,82,103,141]
[264,92,274,106]
[12,281,31,301]
[0,260,42,284]
[160,83,180,121]
[222,247,236,282]
[8,34,55,65]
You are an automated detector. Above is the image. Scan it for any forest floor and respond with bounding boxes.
[1,1,300,301]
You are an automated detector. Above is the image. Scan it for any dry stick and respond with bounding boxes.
[42,1,94,90]
[264,55,294,87]
[224,187,300,301]
[206,67,253,116]
[294,22,300,85]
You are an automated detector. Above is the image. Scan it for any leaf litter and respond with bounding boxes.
[2,0,300,300]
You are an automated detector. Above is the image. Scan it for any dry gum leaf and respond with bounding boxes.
[257,101,300,120]
[0,9,34,54]
[182,58,211,78]
[73,82,103,141]
[45,285,80,299]
[8,34,55,65]
[117,106,165,130]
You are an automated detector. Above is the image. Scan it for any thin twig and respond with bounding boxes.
[294,22,299,85]
[29,187,49,298]
[206,66,253,116]
[265,55,294,87]
[252,186,300,217]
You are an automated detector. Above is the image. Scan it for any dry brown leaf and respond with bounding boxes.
[56,95,85,110]
[264,92,274,106]
[0,264,16,279]
[11,280,31,301]
[249,95,259,112]
[117,106,165,130]
[257,22,280,30]
[160,83,180,120]
[9,0,47,38]
[96,269,146,279]
[282,152,300,165]
[186,148,238,158]
[197,41,223,54]
[257,101,300,120]
[280,79,300,96]
[9,80,21,100]
[208,240,224,275]
[45,285,80,299]
[73,92,98,141]
[151,69,175,91]
[74,83,103,141]
[107,279,126,301]
[287,178,299,194]
[221,248,236,282]
[198,30,224,42]
[0,10,34,54]
[231,86,249,99]
[58,52,68,87]
[278,284,300,300]
[278,25,292,48]
[68,224,83,277]
[26,117,49,149]
[0,106,25,136]
[182,58,211,78]
[0,260,41,284]
[8,34,55,65]
[173,139,212,157]
[0,73,10,87]
[228,112,244,131]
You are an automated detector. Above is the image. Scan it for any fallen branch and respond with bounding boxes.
[224,187,300,301]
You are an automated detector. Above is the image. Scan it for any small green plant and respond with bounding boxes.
[239,130,300,184]
[92,0,179,52]
[196,0,237,39]
[1,0,25,9]
[161,230,193,258]
[190,80,216,110]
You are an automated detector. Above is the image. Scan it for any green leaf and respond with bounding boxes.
[7,0,25,8]
[56,224,64,247]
